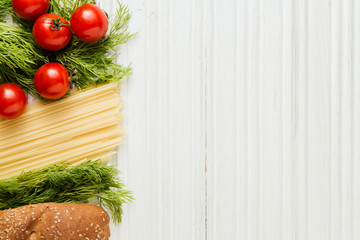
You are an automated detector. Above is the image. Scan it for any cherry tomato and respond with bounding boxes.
[12,0,50,20]
[33,14,71,51]
[70,4,108,42]
[34,63,69,99]
[0,83,27,119]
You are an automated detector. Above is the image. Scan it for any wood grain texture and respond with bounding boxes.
[100,0,360,239]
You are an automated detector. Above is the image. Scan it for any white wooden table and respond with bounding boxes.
[103,0,360,239]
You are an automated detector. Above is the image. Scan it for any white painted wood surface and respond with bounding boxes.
[103,0,360,239]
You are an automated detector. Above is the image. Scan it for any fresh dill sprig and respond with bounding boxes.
[0,22,47,94]
[0,160,133,224]
[0,0,11,22]
[55,2,134,89]
[0,0,133,95]
[50,0,96,20]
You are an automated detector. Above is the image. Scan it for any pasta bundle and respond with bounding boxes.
[0,83,123,178]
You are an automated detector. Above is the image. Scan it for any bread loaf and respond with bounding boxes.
[0,202,110,240]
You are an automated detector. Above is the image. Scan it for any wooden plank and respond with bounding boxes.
[99,0,360,239]
[109,0,206,239]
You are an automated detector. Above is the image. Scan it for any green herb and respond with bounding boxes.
[55,2,133,89]
[0,160,133,224]
[0,0,133,96]
[50,0,96,20]
[0,22,46,93]
[0,0,11,22]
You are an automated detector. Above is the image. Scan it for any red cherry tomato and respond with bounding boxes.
[70,4,109,42]
[33,14,71,51]
[34,63,69,99]
[12,0,50,20]
[0,83,27,119]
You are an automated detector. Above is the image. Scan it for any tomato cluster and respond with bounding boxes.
[0,1,109,119]
[31,3,108,51]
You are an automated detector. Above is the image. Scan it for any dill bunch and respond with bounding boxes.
[0,160,133,224]
[0,0,133,95]
[0,22,47,93]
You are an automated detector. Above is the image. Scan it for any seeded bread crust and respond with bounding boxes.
[0,203,110,240]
